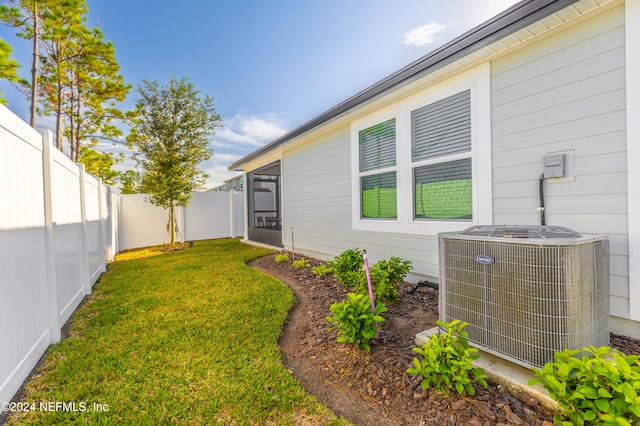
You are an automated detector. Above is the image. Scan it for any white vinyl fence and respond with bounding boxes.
[0,106,117,406]
[117,191,243,250]
[1,105,244,405]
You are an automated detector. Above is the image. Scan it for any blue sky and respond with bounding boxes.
[0,0,519,189]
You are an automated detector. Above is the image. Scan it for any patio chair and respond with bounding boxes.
[266,217,278,229]
[257,216,265,228]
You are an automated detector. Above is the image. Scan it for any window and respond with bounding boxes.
[411,90,472,221]
[351,63,491,234]
[358,118,397,219]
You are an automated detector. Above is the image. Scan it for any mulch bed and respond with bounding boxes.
[251,252,640,426]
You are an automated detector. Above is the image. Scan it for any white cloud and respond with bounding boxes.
[401,21,450,47]
[214,113,288,148]
[203,113,289,188]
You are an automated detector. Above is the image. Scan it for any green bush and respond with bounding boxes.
[311,263,333,276]
[328,248,363,287]
[274,253,290,263]
[329,249,412,303]
[529,345,640,426]
[356,256,412,304]
[291,258,311,269]
[407,319,488,397]
[326,292,387,352]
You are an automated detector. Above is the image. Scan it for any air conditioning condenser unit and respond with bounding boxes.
[438,225,609,368]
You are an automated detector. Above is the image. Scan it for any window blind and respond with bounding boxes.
[359,118,396,172]
[412,90,471,162]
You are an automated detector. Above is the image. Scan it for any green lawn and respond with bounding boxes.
[7,239,346,425]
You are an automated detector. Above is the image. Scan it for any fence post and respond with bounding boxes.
[229,190,235,238]
[97,179,106,275]
[40,130,61,344]
[78,164,91,295]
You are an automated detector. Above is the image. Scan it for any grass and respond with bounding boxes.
[7,239,347,425]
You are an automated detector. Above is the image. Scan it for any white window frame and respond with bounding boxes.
[357,117,399,220]
[350,62,492,235]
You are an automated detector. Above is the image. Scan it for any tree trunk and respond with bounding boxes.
[169,201,175,246]
[29,1,38,128]
[69,81,76,161]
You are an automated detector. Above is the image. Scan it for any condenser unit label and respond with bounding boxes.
[474,255,495,264]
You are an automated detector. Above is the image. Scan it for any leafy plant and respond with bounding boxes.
[356,257,412,304]
[407,319,488,396]
[291,258,311,269]
[529,346,640,426]
[328,248,363,287]
[326,292,387,352]
[274,253,290,263]
[311,263,333,276]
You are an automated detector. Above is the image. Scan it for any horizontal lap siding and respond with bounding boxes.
[281,127,440,279]
[491,5,629,318]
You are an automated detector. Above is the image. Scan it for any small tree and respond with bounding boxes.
[127,76,222,246]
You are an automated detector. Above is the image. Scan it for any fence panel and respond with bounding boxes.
[119,191,245,250]
[0,109,50,408]
[50,147,87,325]
[0,105,116,405]
[118,194,172,250]
[184,192,231,240]
[232,190,244,237]
[84,173,105,285]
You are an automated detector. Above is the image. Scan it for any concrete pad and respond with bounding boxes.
[415,327,558,411]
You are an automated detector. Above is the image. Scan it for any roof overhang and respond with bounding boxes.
[228,0,588,172]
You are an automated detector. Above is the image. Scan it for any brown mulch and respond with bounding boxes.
[250,252,640,426]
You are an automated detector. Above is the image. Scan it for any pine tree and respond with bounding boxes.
[0,0,54,123]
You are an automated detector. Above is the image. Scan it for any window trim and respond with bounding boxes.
[350,62,492,235]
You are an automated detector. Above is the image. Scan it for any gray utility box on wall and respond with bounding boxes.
[438,225,609,369]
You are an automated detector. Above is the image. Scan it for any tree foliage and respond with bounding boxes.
[77,145,120,185]
[127,77,222,245]
[1,0,130,161]
[118,169,140,194]
[0,0,49,122]
[0,37,26,104]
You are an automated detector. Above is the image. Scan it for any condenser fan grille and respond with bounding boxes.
[439,226,609,368]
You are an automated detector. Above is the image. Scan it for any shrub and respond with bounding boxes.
[529,345,640,426]
[356,256,412,304]
[407,319,488,397]
[291,258,311,269]
[274,253,290,263]
[311,263,333,276]
[326,292,387,352]
[328,248,363,287]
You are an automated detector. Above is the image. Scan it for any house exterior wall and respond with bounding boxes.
[281,126,440,278]
[246,0,637,335]
[625,0,640,330]
[490,4,630,322]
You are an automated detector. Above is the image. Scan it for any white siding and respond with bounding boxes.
[281,127,441,280]
[490,5,629,319]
